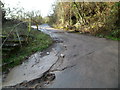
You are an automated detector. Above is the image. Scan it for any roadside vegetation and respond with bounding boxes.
[1,1,120,72]
[1,2,52,72]
[47,2,120,40]
[2,26,53,71]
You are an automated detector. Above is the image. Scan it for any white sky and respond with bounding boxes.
[1,0,57,17]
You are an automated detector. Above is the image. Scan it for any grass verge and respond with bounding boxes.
[2,29,53,72]
[95,34,120,41]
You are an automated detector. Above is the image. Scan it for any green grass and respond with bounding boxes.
[2,29,53,72]
[95,34,120,41]
[105,36,120,41]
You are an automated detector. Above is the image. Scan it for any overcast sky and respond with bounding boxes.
[1,0,56,17]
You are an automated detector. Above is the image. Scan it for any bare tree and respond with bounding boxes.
[25,10,43,30]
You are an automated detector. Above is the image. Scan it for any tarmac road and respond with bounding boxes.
[2,24,118,88]
[39,24,118,88]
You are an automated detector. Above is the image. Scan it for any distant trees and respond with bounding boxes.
[24,10,43,30]
[48,2,120,38]
[2,3,43,30]
[2,2,44,45]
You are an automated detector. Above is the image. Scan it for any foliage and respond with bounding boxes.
[2,3,43,31]
[2,29,53,72]
[48,2,120,40]
[2,2,49,71]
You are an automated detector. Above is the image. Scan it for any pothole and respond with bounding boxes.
[53,37,63,43]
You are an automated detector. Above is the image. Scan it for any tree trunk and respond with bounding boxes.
[36,24,38,30]
[73,2,85,24]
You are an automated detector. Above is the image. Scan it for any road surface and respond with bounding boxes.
[2,24,119,88]
[39,24,118,88]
